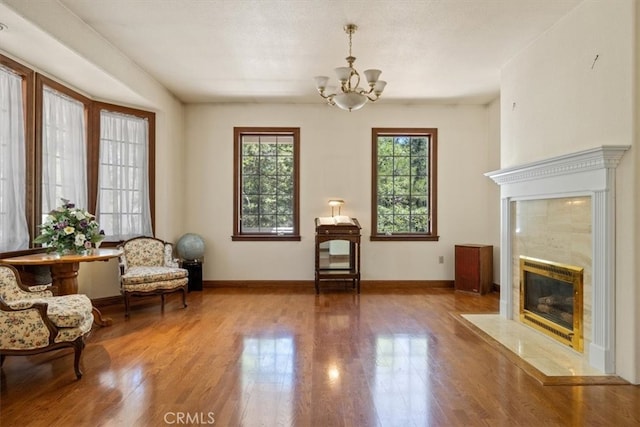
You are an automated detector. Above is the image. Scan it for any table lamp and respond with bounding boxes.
[328,199,344,217]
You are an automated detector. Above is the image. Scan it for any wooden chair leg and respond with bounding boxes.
[72,337,85,379]
[124,293,131,318]
[1,354,5,366]
[181,287,188,308]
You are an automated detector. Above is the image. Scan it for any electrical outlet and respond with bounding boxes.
[438,256,444,264]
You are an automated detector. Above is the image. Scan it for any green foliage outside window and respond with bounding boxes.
[376,134,431,235]
[240,136,294,234]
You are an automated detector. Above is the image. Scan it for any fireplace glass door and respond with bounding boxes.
[520,256,583,351]
[523,271,575,329]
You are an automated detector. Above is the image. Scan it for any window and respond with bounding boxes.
[0,61,31,251]
[96,106,154,240]
[40,82,89,223]
[233,127,300,241]
[0,53,155,250]
[371,128,438,241]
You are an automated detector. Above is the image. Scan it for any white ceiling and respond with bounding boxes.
[3,0,584,105]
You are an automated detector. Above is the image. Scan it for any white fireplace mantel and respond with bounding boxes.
[485,145,629,374]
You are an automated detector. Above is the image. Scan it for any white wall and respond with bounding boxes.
[500,0,638,383]
[486,98,501,284]
[501,0,634,166]
[184,103,497,282]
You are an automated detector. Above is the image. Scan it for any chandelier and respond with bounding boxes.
[314,24,387,112]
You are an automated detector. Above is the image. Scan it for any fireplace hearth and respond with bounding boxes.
[520,256,583,351]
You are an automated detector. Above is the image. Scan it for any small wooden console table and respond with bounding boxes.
[0,248,122,326]
[454,244,493,295]
[314,217,361,294]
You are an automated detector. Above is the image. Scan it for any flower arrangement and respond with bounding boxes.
[34,198,105,255]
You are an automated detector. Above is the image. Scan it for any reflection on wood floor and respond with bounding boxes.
[1,286,639,426]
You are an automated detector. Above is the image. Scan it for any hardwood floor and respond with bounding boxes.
[1,286,639,426]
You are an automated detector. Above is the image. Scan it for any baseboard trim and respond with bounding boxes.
[204,280,454,290]
[205,280,310,288]
[92,295,123,308]
[363,280,453,290]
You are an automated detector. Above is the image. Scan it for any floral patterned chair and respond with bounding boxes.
[118,237,188,317]
[0,263,94,379]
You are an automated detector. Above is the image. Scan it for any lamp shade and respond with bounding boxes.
[373,80,387,95]
[314,76,329,90]
[333,92,367,111]
[334,67,352,83]
[363,69,382,85]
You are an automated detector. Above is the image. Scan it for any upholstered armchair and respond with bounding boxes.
[118,236,188,317]
[0,263,94,379]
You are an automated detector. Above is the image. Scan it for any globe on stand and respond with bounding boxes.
[176,233,205,261]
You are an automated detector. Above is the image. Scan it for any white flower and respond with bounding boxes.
[64,226,75,235]
[75,233,86,246]
[73,211,86,220]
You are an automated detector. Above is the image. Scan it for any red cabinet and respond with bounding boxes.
[454,244,493,294]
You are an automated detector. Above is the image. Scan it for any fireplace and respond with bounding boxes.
[486,145,629,375]
[520,256,583,351]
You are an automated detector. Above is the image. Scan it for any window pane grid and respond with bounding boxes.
[97,110,152,240]
[240,134,294,235]
[374,130,435,237]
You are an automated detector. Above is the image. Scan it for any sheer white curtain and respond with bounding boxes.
[97,110,152,240]
[41,86,87,219]
[0,66,29,251]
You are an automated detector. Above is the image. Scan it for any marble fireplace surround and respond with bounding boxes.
[486,146,629,374]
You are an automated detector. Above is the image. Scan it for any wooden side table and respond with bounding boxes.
[454,244,493,295]
[314,218,361,294]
